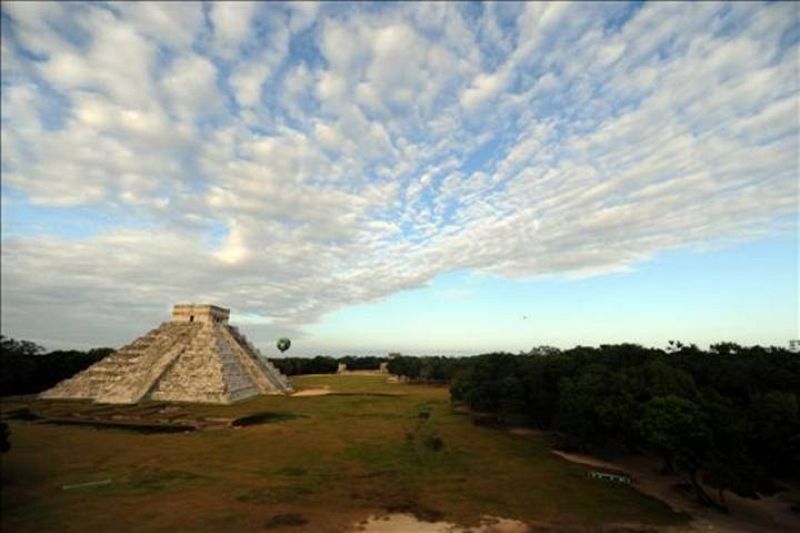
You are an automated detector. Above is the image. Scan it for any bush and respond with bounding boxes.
[0,422,10,453]
[422,434,444,451]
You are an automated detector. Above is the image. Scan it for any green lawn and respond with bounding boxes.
[1,375,686,531]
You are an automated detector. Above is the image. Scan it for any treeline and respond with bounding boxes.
[0,335,115,396]
[268,355,387,376]
[338,355,385,371]
[269,356,339,376]
[443,342,799,510]
[1,333,394,390]
[386,355,467,382]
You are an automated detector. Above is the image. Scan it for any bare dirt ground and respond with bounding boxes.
[291,385,332,397]
[552,450,800,532]
[353,513,529,532]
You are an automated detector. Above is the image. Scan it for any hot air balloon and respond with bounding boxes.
[277,337,291,353]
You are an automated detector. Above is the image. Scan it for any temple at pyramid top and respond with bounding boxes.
[40,304,293,404]
[171,304,230,324]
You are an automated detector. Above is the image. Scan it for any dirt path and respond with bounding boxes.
[551,450,800,532]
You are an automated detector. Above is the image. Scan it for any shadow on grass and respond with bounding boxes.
[236,485,313,504]
[231,411,305,427]
[1,408,41,421]
[265,513,308,529]
[38,418,195,433]
[327,392,406,397]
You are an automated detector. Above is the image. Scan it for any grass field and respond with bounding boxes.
[1,375,686,532]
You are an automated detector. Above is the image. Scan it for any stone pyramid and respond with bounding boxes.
[40,304,293,404]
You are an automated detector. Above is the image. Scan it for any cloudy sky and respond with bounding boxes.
[1,2,798,356]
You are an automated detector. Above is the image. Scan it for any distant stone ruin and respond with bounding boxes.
[40,304,293,404]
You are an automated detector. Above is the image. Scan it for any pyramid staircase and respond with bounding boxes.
[225,325,293,392]
[40,305,293,404]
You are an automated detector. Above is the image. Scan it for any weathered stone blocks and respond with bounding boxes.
[40,304,293,404]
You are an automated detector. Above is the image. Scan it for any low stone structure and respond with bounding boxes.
[40,304,293,404]
[589,471,632,484]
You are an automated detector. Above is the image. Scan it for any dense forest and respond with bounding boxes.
[0,335,115,396]
[268,355,386,375]
[387,354,467,382]
[392,343,800,511]
[269,355,339,375]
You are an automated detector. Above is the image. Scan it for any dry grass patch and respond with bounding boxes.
[1,374,686,532]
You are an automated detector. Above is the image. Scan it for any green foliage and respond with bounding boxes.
[1,335,45,357]
[338,355,385,370]
[270,355,338,375]
[405,404,445,454]
[0,335,115,396]
[639,396,711,471]
[390,355,466,382]
[270,355,389,375]
[447,342,800,507]
[746,391,800,478]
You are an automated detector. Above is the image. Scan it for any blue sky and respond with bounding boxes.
[1,2,797,355]
[311,234,798,354]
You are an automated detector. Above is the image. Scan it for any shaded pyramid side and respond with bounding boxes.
[149,323,261,404]
[39,322,199,402]
[222,325,294,394]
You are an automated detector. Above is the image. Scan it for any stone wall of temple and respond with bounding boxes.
[171,304,230,325]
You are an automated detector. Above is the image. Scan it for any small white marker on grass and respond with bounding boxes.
[61,479,112,491]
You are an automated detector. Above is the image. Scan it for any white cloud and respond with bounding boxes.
[1,1,68,56]
[229,21,291,108]
[162,54,224,119]
[214,220,250,265]
[460,70,509,110]
[209,1,257,56]
[39,9,158,109]
[117,2,205,50]
[0,1,797,349]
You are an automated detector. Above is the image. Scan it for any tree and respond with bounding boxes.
[1,335,44,395]
[556,364,613,450]
[1,335,45,357]
[1,336,114,395]
[498,375,527,417]
[528,345,561,357]
[744,391,800,481]
[445,342,799,500]
[639,395,723,510]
